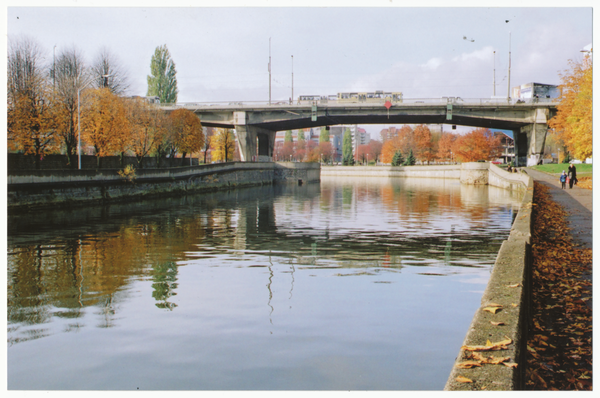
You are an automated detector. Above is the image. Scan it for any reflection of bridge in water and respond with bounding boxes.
[163,97,557,166]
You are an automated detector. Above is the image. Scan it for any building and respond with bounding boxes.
[492,130,515,164]
[511,83,560,100]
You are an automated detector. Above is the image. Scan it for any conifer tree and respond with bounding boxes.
[342,128,354,166]
[392,150,404,166]
[403,148,416,166]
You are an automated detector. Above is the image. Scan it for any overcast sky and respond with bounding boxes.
[5,1,594,136]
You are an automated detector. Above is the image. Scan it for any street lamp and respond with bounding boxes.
[77,74,110,169]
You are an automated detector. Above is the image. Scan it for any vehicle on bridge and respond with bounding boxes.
[337,91,403,103]
[297,91,403,105]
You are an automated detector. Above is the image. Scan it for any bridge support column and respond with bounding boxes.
[235,125,277,162]
[519,108,550,167]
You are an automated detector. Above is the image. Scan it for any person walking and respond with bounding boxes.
[568,163,577,189]
[560,170,567,189]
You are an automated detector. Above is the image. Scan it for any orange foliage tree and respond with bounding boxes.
[81,88,131,168]
[210,128,236,162]
[168,108,204,165]
[381,137,401,164]
[548,54,592,161]
[451,128,502,162]
[437,132,457,163]
[7,36,59,168]
[413,124,436,164]
[127,97,168,168]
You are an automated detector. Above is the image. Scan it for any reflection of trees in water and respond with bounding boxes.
[151,262,179,310]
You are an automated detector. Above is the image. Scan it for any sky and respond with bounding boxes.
[4,1,595,137]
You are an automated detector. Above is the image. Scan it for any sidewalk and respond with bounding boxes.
[525,168,593,250]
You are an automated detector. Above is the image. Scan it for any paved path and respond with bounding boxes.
[525,168,593,250]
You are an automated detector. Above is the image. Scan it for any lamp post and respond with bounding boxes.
[291,55,294,103]
[77,74,110,169]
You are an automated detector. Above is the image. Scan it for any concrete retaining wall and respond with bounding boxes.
[321,164,461,179]
[7,162,320,212]
[444,170,533,390]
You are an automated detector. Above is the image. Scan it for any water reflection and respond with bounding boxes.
[7,177,522,390]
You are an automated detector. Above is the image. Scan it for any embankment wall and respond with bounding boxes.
[7,162,320,212]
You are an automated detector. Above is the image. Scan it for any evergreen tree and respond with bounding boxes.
[342,128,354,166]
[392,150,404,166]
[147,45,178,104]
[284,130,293,142]
[298,130,305,142]
[403,148,416,166]
[319,127,330,142]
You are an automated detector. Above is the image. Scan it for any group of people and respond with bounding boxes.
[560,164,578,189]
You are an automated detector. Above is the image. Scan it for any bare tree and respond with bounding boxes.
[53,46,89,166]
[92,47,130,95]
[7,35,47,103]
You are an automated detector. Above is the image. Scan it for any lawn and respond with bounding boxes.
[530,163,593,177]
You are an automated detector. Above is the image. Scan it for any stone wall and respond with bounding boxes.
[8,162,320,212]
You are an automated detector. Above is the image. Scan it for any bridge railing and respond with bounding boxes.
[160,97,558,109]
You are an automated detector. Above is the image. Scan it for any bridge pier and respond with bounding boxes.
[518,108,550,167]
[235,125,276,162]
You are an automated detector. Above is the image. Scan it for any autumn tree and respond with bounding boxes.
[7,36,59,169]
[367,140,383,164]
[147,44,178,104]
[201,127,214,164]
[91,47,130,95]
[53,47,89,167]
[549,54,592,161]
[356,144,370,164]
[451,128,502,162]
[342,128,354,165]
[168,108,204,166]
[413,125,435,164]
[81,88,131,168]
[211,128,236,162]
[126,97,168,168]
[437,132,457,163]
[381,136,401,164]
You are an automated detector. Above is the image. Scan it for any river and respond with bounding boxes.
[7,176,522,390]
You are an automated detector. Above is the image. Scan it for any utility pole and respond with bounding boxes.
[269,38,271,105]
[507,32,511,100]
[493,50,496,96]
[53,45,56,90]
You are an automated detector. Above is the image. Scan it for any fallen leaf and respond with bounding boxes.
[457,361,482,369]
[483,307,501,314]
[456,376,473,383]
[507,283,521,288]
[490,321,505,326]
[504,362,518,368]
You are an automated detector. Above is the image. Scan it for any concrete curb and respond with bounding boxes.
[444,174,533,390]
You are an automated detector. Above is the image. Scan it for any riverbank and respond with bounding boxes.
[7,162,320,212]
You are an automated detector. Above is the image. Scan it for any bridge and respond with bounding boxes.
[161,97,558,167]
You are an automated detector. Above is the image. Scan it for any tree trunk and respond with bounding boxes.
[181,151,187,166]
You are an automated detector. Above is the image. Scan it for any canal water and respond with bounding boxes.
[7,176,522,390]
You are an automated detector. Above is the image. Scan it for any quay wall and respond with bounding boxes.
[7,162,320,212]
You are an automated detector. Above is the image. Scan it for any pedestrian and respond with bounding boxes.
[568,163,577,189]
[560,170,567,189]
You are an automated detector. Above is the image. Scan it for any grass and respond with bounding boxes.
[530,163,593,177]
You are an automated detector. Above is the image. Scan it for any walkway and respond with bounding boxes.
[525,168,592,250]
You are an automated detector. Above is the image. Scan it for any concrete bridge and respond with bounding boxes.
[161,97,557,167]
